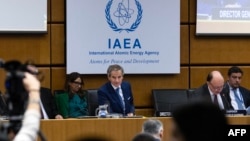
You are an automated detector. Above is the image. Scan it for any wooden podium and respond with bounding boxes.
[39,116,250,141]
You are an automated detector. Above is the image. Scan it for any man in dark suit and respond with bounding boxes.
[224,66,250,110]
[40,87,63,119]
[98,64,134,116]
[193,70,233,110]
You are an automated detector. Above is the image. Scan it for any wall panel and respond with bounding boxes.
[190,66,250,89]
[51,0,65,22]
[190,25,250,64]
[82,75,108,90]
[47,0,51,22]
[135,108,154,117]
[0,27,51,64]
[51,67,66,91]
[189,0,196,24]
[181,0,189,23]
[39,67,51,88]
[181,25,189,64]
[51,24,65,64]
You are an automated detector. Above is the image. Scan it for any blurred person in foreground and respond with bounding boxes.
[170,102,228,141]
[132,133,156,141]
[98,64,134,116]
[142,119,163,141]
[12,72,41,141]
[55,72,88,118]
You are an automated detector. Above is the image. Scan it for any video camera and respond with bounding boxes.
[0,59,39,135]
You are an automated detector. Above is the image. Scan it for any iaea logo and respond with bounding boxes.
[105,0,143,33]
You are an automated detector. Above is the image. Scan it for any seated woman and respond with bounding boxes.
[55,72,88,118]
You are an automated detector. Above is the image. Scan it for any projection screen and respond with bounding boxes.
[0,0,47,33]
[196,0,250,35]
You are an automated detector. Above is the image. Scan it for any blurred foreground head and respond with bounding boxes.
[132,133,157,141]
[71,135,111,141]
[170,102,228,141]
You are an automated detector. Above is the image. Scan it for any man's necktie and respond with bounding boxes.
[233,89,244,110]
[213,94,219,106]
[40,101,45,119]
[115,87,125,113]
[40,107,44,119]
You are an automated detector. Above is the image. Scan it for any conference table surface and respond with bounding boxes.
[38,116,250,141]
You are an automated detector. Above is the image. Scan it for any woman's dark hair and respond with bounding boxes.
[64,72,85,98]
[172,102,228,141]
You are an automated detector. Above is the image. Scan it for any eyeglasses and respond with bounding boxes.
[209,82,224,91]
[72,81,83,85]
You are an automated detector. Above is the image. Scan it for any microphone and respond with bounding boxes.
[220,83,233,110]
[221,93,233,110]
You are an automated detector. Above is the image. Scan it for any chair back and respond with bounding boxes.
[152,89,188,116]
[187,88,196,99]
[86,89,99,116]
[53,90,65,95]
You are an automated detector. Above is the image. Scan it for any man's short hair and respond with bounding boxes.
[228,66,243,76]
[206,71,213,82]
[142,119,163,135]
[107,64,124,77]
[206,71,223,82]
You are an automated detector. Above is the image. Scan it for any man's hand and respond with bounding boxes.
[127,113,134,117]
[55,114,63,119]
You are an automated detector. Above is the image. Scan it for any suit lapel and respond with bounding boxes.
[204,84,229,109]
[203,84,213,102]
